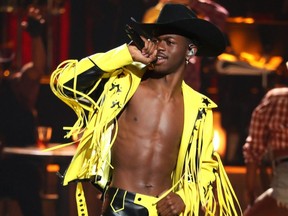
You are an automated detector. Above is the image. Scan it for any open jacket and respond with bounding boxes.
[50,44,240,216]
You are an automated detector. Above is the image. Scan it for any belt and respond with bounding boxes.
[274,157,288,166]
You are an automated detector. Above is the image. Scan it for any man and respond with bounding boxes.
[243,61,288,216]
[142,0,229,91]
[50,4,239,216]
[0,6,46,216]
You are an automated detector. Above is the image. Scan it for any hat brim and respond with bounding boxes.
[131,18,226,57]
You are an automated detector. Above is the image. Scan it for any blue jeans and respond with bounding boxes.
[271,159,288,208]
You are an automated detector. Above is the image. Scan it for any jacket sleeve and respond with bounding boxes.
[49,44,133,139]
[50,44,133,98]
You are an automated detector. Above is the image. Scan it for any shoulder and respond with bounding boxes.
[264,87,288,102]
[266,87,288,96]
[182,82,217,109]
[254,87,288,112]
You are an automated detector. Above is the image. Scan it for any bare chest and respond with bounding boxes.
[110,86,185,192]
[119,89,184,141]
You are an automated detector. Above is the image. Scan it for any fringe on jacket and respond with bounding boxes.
[49,44,241,216]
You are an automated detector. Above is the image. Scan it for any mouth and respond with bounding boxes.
[155,53,167,64]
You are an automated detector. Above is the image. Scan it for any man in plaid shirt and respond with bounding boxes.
[243,60,288,216]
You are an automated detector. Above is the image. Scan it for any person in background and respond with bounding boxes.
[243,60,288,216]
[50,4,240,216]
[0,6,46,216]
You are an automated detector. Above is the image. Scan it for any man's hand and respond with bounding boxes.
[21,6,46,37]
[245,189,256,207]
[156,192,185,216]
[245,162,258,206]
[128,37,157,65]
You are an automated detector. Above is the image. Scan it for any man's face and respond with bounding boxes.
[152,34,189,74]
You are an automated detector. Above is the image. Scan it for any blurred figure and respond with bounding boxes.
[142,0,229,91]
[243,60,288,216]
[0,6,46,216]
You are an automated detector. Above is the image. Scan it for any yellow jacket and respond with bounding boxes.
[50,44,240,215]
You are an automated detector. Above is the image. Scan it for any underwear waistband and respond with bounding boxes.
[104,187,159,215]
[106,187,136,202]
[106,187,159,205]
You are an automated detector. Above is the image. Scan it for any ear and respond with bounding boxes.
[185,45,197,64]
[187,46,197,57]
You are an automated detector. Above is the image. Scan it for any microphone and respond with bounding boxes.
[125,24,157,66]
[125,24,145,50]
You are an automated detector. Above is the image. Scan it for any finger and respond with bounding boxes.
[146,38,157,53]
[142,37,154,51]
[156,198,166,214]
[158,205,175,216]
[157,197,173,216]
[21,21,28,28]
[142,42,157,62]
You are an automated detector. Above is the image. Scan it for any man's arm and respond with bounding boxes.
[189,0,229,32]
[51,36,157,98]
[245,162,258,206]
[51,44,134,98]
[243,92,274,207]
[12,6,46,111]
[24,6,46,81]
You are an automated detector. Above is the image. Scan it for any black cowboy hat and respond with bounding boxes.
[131,3,226,57]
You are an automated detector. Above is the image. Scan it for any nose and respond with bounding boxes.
[155,39,165,51]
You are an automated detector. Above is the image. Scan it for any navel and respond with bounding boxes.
[144,184,153,188]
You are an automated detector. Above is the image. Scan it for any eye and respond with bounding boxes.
[151,38,159,44]
[166,39,174,46]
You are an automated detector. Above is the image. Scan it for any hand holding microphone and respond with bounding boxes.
[125,24,157,65]
[126,24,145,50]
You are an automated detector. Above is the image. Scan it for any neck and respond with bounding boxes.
[142,71,183,98]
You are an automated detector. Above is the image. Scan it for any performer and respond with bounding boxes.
[50,4,240,216]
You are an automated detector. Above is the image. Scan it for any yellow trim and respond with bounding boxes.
[110,188,126,212]
[134,193,159,215]
[76,182,88,216]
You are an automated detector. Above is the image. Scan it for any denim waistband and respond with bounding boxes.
[274,157,288,167]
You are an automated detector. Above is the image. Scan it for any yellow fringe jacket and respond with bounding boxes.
[50,44,240,216]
